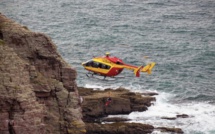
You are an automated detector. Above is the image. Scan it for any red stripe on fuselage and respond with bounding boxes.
[105,56,123,64]
[105,56,139,70]
[107,67,124,77]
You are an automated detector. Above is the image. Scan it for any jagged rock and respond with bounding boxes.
[177,114,189,118]
[0,14,85,134]
[102,117,131,122]
[79,87,184,133]
[161,117,177,120]
[141,92,159,96]
[86,122,154,134]
[161,114,189,121]
[157,127,184,133]
[78,87,156,122]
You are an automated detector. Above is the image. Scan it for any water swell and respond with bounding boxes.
[1,0,215,133]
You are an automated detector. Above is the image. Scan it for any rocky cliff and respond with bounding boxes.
[0,13,85,134]
[78,87,183,134]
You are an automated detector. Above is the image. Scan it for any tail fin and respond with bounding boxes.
[142,62,156,74]
[134,66,143,77]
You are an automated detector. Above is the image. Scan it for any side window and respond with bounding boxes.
[92,61,99,68]
[85,61,111,69]
[105,65,110,69]
[98,63,102,68]
[85,62,90,66]
[101,64,106,69]
[84,60,93,67]
[100,64,110,69]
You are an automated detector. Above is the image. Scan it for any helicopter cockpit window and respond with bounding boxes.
[84,60,93,66]
[92,62,99,68]
[105,65,110,69]
[84,61,110,69]
[98,63,102,68]
[101,64,110,69]
[96,63,110,69]
[100,64,106,69]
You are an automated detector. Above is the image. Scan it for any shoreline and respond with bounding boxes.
[78,87,184,134]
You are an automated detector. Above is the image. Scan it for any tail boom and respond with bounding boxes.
[121,62,156,77]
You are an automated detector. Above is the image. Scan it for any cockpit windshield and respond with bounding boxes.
[83,60,110,69]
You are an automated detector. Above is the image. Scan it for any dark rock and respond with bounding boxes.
[177,114,189,118]
[161,117,177,120]
[102,117,131,122]
[132,105,148,111]
[141,92,159,96]
[86,122,154,134]
[157,127,184,133]
[78,87,156,122]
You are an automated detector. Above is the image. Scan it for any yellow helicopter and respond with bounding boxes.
[82,53,156,78]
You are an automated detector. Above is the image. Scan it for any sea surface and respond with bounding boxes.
[1,0,215,133]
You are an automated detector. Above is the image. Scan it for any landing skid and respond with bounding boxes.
[114,76,125,78]
[86,72,124,81]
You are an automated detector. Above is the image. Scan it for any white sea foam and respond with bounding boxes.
[108,91,215,134]
[85,83,122,90]
[85,84,106,90]
[84,84,215,133]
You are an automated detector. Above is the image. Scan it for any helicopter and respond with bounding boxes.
[82,53,156,79]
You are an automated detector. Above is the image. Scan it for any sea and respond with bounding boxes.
[1,0,215,133]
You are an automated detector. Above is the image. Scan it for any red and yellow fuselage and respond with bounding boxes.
[82,56,156,77]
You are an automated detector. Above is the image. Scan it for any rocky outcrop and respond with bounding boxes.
[86,122,154,134]
[161,114,189,121]
[0,13,85,134]
[102,117,131,122]
[156,127,184,133]
[78,87,183,133]
[78,87,156,122]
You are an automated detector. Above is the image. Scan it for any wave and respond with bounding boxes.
[107,91,215,134]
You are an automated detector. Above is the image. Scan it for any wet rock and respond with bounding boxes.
[79,87,185,133]
[157,127,184,133]
[161,114,189,120]
[102,117,131,122]
[177,114,189,118]
[141,92,159,96]
[86,122,154,134]
[161,117,177,120]
[78,87,156,122]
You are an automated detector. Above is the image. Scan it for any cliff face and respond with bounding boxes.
[0,13,85,134]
